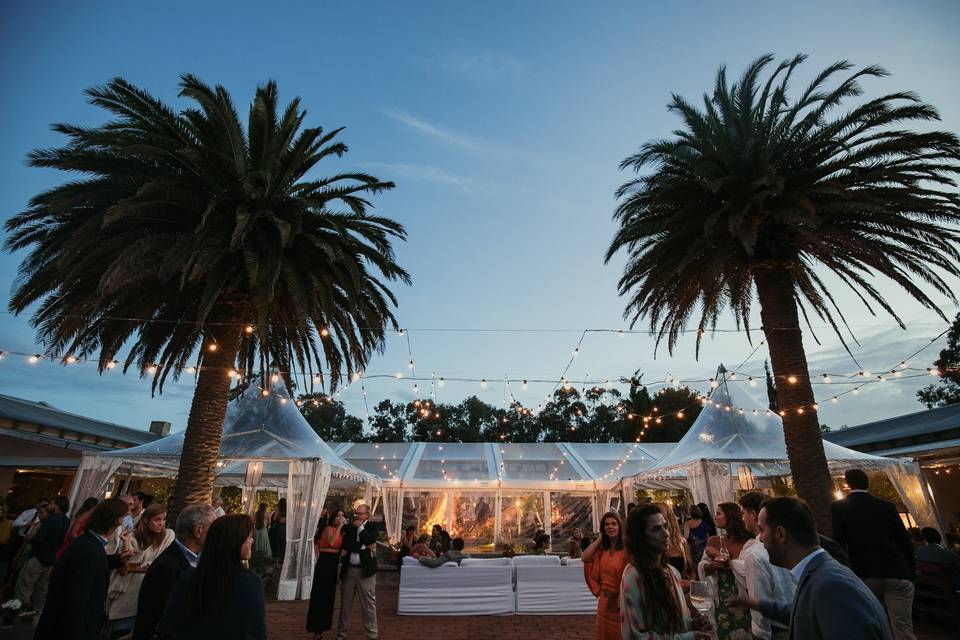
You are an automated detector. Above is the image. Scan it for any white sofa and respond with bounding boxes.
[398,557,515,615]
[515,564,596,614]
[397,555,597,616]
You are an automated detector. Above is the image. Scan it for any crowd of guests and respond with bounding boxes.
[2,466,957,640]
[583,468,960,640]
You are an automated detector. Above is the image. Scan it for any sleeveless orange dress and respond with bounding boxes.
[584,547,628,640]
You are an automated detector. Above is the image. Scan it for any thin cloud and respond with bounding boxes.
[381,108,487,152]
[359,162,488,195]
[437,52,527,83]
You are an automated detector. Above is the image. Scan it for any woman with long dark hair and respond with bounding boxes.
[306,509,346,638]
[158,514,265,639]
[253,503,272,561]
[582,511,627,639]
[654,502,694,580]
[620,504,712,639]
[700,503,752,639]
[269,498,287,559]
[107,503,174,636]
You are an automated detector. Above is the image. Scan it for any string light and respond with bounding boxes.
[207,343,217,352]
[245,325,254,334]
[320,327,330,337]
[65,355,77,364]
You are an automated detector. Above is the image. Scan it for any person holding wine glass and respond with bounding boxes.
[700,502,752,640]
[106,504,175,637]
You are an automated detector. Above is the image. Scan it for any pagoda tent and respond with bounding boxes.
[626,366,940,529]
[67,377,378,600]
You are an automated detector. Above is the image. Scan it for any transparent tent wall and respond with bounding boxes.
[550,493,594,549]
[451,491,496,550]
[402,491,449,535]
[499,492,545,549]
[323,486,366,519]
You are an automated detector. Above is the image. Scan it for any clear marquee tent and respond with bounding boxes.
[327,440,675,551]
[67,378,378,600]
[626,367,942,530]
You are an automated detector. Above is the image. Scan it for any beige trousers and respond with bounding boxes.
[14,557,51,611]
[335,565,377,640]
[863,577,916,640]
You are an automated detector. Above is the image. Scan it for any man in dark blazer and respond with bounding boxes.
[335,503,379,640]
[832,469,916,640]
[915,527,960,589]
[758,497,892,640]
[132,503,217,640]
[34,497,132,640]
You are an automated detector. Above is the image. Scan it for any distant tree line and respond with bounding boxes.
[298,379,704,443]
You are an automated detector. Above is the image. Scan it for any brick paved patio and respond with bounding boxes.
[264,583,952,640]
[265,582,595,639]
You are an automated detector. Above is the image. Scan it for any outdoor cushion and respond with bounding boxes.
[512,555,561,566]
[461,557,512,566]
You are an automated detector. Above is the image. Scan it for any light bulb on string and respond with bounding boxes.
[65,355,77,364]
[522,380,528,391]
[438,377,445,387]
[28,354,41,364]
[394,372,403,379]
[822,374,832,383]
[106,360,118,370]
[186,366,196,374]
[261,388,269,397]
[408,358,414,370]
[271,373,280,383]
[146,365,157,375]
[398,329,405,336]
[787,375,797,384]
[480,378,487,388]
[245,325,254,334]
[748,376,757,387]
[207,343,218,352]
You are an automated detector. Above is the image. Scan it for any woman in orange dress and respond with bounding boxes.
[582,510,628,640]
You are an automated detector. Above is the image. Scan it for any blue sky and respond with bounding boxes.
[1,0,958,434]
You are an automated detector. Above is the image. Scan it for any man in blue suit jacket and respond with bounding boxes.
[754,497,892,640]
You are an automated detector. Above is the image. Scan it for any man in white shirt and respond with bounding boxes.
[732,492,795,640]
[335,503,379,640]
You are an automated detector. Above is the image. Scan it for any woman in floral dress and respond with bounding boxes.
[620,504,712,639]
[583,511,628,640]
[700,503,752,640]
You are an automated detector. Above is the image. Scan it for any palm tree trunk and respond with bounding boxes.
[754,265,835,533]
[168,324,241,525]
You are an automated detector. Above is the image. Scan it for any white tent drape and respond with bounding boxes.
[382,486,404,543]
[885,461,941,530]
[67,455,122,516]
[684,460,734,507]
[278,460,331,600]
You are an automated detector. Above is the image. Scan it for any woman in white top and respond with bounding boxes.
[107,503,175,635]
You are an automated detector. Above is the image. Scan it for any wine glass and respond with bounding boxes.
[690,581,713,611]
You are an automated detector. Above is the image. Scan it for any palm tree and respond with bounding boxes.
[605,54,960,529]
[5,76,410,519]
